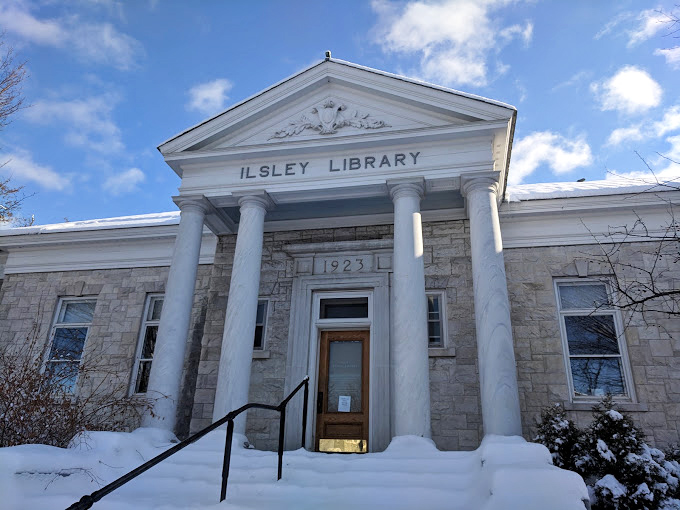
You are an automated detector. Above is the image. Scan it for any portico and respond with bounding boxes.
[143,57,522,450]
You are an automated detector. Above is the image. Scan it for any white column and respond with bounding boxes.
[143,197,208,431]
[461,176,522,437]
[213,193,271,434]
[388,179,432,438]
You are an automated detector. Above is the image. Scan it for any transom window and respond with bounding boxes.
[555,281,632,400]
[319,297,369,319]
[426,291,446,347]
[254,300,269,350]
[46,298,96,393]
[132,295,163,394]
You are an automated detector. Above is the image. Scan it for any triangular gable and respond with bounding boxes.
[158,58,515,158]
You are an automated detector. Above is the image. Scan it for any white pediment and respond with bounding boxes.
[159,59,515,158]
[204,86,469,150]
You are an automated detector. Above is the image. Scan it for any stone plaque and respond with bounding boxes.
[313,254,373,275]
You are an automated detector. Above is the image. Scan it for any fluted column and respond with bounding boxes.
[388,179,431,438]
[213,193,271,434]
[143,197,208,431]
[461,176,521,436]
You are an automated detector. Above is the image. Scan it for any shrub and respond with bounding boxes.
[535,396,680,510]
[0,322,155,448]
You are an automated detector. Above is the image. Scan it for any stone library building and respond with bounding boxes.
[1,58,678,453]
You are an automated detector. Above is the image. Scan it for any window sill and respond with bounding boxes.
[253,350,271,359]
[428,347,455,358]
[564,401,648,412]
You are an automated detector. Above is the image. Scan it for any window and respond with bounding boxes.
[254,300,268,350]
[556,281,632,400]
[46,298,96,393]
[319,297,369,319]
[426,292,446,347]
[132,295,163,394]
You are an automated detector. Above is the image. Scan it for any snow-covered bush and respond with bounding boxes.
[534,403,584,472]
[0,322,154,448]
[535,396,680,510]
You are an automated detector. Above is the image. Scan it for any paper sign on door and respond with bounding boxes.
[338,395,351,412]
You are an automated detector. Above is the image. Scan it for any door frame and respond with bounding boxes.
[312,290,372,451]
[284,273,390,453]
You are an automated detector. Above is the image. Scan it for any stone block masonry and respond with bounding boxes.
[0,265,212,438]
[505,242,680,448]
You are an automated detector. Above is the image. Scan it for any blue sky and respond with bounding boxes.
[1,0,679,225]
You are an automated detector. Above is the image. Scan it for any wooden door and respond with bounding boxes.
[316,330,370,453]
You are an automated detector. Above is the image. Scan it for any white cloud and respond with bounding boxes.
[509,131,593,185]
[371,0,532,87]
[654,46,680,69]
[606,105,680,146]
[653,105,680,136]
[606,126,644,146]
[627,9,667,47]
[103,167,145,195]
[0,149,70,190]
[23,94,124,154]
[0,2,143,70]
[551,70,591,92]
[591,66,662,115]
[186,79,233,116]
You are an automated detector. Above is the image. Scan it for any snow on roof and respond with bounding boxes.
[506,177,679,202]
[0,211,180,237]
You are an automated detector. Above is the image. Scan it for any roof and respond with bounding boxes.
[506,177,680,202]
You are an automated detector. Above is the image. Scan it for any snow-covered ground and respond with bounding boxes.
[0,429,588,510]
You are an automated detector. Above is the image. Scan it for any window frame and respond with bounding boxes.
[45,297,97,394]
[554,278,636,403]
[130,293,164,395]
[426,290,447,348]
[254,298,270,351]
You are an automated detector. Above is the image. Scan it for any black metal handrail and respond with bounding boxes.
[66,376,310,510]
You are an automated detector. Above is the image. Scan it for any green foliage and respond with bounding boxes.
[535,397,680,510]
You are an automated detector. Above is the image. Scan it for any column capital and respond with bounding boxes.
[234,191,274,212]
[387,178,425,202]
[174,195,210,215]
[460,174,500,197]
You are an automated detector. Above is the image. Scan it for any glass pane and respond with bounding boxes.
[559,284,610,310]
[253,325,264,350]
[50,328,87,360]
[428,321,441,340]
[427,295,440,319]
[148,298,164,321]
[135,360,152,393]
[46,361,79,393]
[565,315,619,355]
[327,340,362,413]
[256,301,267,324]
[60,301,95,323]
[320,298,368,319]
[141,326,158,359]
[570,357,625,396]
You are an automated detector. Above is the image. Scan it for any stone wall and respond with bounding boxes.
[0,265,212,437]
[2,222,677,452]
[505,242,680,447]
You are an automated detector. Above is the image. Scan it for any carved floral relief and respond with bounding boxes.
[269,99,390,139]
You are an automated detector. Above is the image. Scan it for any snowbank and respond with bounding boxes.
[0,429,589,510]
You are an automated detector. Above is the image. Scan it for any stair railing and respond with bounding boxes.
[66,375,310,510]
